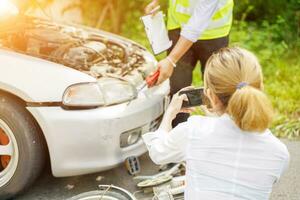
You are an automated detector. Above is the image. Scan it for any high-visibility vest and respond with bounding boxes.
[167,0,234,40]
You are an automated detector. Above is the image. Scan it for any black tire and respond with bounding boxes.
[0,95,46,199]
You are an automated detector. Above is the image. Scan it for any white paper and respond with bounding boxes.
[141,11,172,55]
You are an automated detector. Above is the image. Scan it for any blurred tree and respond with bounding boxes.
[77,0,166,33]
[62,0,125,33]
[11,0,53,14]
[94,0,122,33]
[234,0,300,45]
[14,0,299,46]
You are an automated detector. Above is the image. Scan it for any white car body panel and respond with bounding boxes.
[27,81,169,177]
[0,19,170,177]
[0,49,95,102]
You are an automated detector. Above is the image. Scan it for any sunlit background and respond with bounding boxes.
[0,0,299,138]
[0,0,19,18]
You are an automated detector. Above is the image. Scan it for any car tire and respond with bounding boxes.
[0,95,46,200]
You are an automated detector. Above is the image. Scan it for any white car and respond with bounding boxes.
[0,3,169,199]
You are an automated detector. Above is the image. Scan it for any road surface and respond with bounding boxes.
[14,139,299,200]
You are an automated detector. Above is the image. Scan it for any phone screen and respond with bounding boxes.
[179,88,204,108]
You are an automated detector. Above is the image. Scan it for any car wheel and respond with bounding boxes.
[0,95,45,199]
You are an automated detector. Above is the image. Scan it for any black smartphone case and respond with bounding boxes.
[179,88,203,108]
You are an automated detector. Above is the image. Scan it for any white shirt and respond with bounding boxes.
[142,114,290,200]
[180,0,223,42]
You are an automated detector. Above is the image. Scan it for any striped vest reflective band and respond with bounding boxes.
[167,0,234,40]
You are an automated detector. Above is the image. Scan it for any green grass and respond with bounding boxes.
[192,22,300,138]
[228,22,300,138]
[263,56,300,139]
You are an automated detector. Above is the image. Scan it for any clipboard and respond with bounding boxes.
[141,11,172,55]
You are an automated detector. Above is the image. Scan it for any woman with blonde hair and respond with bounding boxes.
[143,47,290,199]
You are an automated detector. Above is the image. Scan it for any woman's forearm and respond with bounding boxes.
[159,112,173,132]
[157,37,193,131]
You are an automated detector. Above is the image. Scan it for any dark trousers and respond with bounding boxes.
[168,29,229,127]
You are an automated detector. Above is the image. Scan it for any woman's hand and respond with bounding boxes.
[145,0,159,15]
[165,87,195,120]
[159,87,195,131]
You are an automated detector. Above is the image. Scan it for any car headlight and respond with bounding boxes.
[62,78,137,108]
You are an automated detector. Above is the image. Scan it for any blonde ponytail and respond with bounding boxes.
[204,47,273,132]
[227,86,273,132]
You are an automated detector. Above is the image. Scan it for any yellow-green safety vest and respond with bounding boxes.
[167,0,234,40]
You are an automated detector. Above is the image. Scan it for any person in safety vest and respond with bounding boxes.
[145,0,234,126]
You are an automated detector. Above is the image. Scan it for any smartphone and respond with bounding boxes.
[179,88,204,108]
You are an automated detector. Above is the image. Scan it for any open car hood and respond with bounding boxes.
[0,15,157,87]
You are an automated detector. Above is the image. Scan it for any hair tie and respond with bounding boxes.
[236,82,248,89]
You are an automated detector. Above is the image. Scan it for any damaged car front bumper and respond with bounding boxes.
[27,80,169,177]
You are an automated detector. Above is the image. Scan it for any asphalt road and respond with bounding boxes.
[14,139,300,200]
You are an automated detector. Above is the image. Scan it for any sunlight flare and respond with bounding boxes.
[0,0,19,18]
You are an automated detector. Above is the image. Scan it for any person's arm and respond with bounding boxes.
[145,0,159,15]
[159,91,189,131]
[156,0,219,85]
[142,90,193,164]
[142,121,189,165]
[180,0,219,43]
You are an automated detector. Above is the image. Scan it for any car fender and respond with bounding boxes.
[0,49,95,102]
